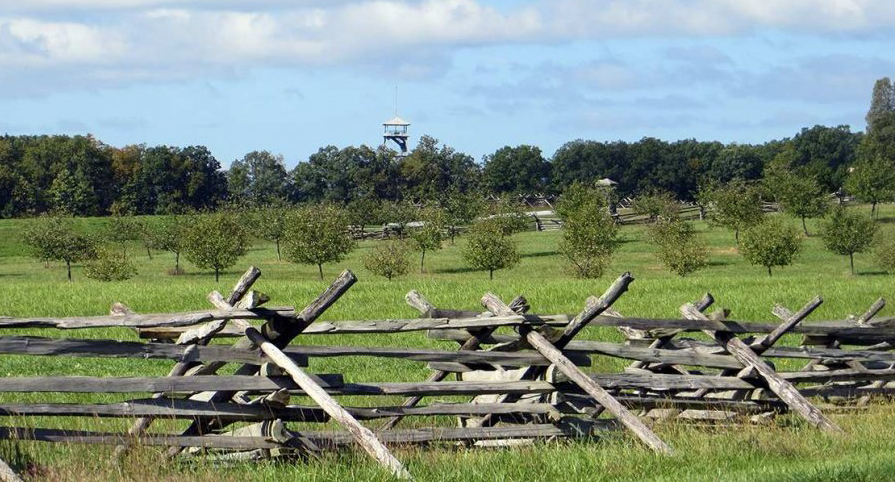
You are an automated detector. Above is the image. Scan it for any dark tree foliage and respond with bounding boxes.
[482,145,550,195]
[786,125,861,192]
[0,114,874,221]
[398,135,481,202]
[227,150,290,205]
[290,145,400,204]
[866,77,895,132]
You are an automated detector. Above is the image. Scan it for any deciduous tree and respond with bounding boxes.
[363,240,411,281]
[820,207,877,274]
[183,211,250,282]
[22,216,97,282]
[739,217,802,276]
[409,206,446,273]
[557,183,619,278]
[462,220,519,279]
[283,204,355,279]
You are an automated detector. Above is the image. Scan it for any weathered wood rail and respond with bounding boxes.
[1,267,894,478]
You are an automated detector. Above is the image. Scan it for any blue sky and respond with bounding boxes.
[1,0,894,168]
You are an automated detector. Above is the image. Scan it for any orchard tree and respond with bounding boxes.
[556,183,619,278]
[698,180,764,243]
[773,173,829,236]
[874,229,895,273]
[647,220,707,276]
[462,220,519,279]
[147,214,188,273]
[255,200,290,262]
[739,217,802,276]
[488,196,530,236]
[845,156,895,219]
[363,240,411,281]
[444,190,484,243]
[631,189,679,223]
[103,215,143,256]
[820,207,877,274]
[410,206,446,273]
[283,204,355,279]
[84,247,137,281]
[183,211,250,282]
[22,216,97,282]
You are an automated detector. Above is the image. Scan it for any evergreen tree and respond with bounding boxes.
[866,77,895,132]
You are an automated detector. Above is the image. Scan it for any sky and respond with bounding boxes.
[1,0,894,168]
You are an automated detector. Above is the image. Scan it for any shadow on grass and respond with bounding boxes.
[521,250,559,259]
[856,270,892,277]
[706,260,731,267]
[436,266,481,275]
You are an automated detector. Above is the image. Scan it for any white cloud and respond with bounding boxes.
[0,18,127,67]
[1,0,895,95]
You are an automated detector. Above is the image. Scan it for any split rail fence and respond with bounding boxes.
[0,267,894,478]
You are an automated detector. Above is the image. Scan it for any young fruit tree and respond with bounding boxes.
[254,201,290,262]
[845,155,895,220]
[444,190,484,243]
[283,203,355,280]
[102,215,143,257]
[409,206,446,273]
[146,214,188,274]
[874,229,895,273]
[363,239,411,281]
[632,189,679,223]
[22,216,97,282]
[774,174,830,236]
[84,247,137,281]
[647,220,708,276]
[739,217,802,276]
[698,180,764,243]
[556,183,619,278]
[462,220,520,279]
[820,206,877,274]
[182,211,250,282]
[488,196,530,236]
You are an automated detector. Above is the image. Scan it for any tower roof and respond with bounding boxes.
[383,116,410,126]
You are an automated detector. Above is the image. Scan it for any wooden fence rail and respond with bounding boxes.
[1,266,894,479]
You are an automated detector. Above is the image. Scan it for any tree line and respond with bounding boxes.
[2,78,893,219]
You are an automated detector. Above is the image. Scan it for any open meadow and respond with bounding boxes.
[2,206,895,481]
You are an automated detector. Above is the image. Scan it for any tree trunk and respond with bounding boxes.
[767,266,772,277]
[735,229,739,245]
[489,269,494,280]
[146,246,152,260]
[850,253,855,275]
[317,264,324,280]
[175,252,180,272]
[214,267,220,282]
[450,227,456,245]
[872,202,878,220]
[276,240,281,262]
[420,250,426,274]
[66,260,72,283]
[802,217,808,236]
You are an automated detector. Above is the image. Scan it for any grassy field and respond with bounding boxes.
[1,205,895,480]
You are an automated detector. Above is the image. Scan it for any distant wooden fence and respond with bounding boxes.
[1,268,894,477]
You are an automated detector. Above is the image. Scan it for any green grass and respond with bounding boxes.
[1,205,895,480]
